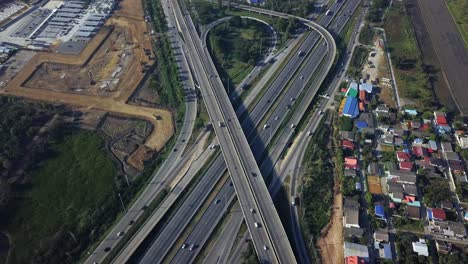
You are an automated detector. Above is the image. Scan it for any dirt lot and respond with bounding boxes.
[317,187,343,264]
[367,176,384,194]
[24,27,136,97]
[415,0,468,115]
[361,38,396,108]
[2,0,172,151]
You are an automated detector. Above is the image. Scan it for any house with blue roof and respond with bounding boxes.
[342,97,359,118]
[375,205,386,220]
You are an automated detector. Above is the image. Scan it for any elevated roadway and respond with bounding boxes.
[139,0,298,262]
[168,0,360,262]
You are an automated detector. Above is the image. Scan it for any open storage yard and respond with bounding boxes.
[2,0,173,152]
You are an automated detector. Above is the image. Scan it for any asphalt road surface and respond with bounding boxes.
[139,0,297,262]
[84,4,198,263]
[164,0,360,262]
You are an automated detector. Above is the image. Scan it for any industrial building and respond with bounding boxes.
[342,97,359,118]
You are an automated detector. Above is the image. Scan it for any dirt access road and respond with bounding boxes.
[3,0,173,151]
[317,184,343,264]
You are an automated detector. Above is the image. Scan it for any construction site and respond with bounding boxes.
[23,26,148,97]
[1,0,173,171]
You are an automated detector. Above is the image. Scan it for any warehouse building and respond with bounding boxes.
[342,97,359,118]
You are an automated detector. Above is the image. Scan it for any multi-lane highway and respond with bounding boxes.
[139,0,298,262]
[99,0,353,262]
[167,0,361,262]
[83,0,199,261]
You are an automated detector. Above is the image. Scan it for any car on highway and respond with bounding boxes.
[254,222,260,228]
[129,220,135,225]
[189,244,196,251]
[300,76,304,80]
[275,116,279,120]
[214,199,221,204]
[117,231,124,237]
[264,245,268,251]
[250,208,255,214]
[182,244,187,249]
[104,247,111,252]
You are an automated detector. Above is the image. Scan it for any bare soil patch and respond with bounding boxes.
[3,0,172,151]
[317,188,343,264]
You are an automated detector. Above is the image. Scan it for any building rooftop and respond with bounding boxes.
[343,97,359,118]
[412,239,429,256]
[406,205,421,219]
[344,242,369,259]
[373,229,389,242]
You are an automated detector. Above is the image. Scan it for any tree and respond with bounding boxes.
[339,116,353,131]
[229,16,242,27]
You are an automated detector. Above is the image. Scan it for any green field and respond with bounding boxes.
[208,17,271,88]
[384,2,432,108]
[446,0,468,47]
[5,131,117,264]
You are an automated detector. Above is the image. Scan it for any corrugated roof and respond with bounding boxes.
[375,205,385,217]
[343,97,359,118]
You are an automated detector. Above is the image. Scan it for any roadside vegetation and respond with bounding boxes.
[208,17,272,87]
[301,116,333,239]
[367,0,390,24]
[359,22,375,46]
[446,0,468,47]
[347,46,368,79]
[146,0,185,123]
[384,2,432,109]
[263,0,315,17]
[241,241,259,264]
[3,130,118,264]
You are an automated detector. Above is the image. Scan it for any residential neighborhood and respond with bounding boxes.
[340,55,468,263]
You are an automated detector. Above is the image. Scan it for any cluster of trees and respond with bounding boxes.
[367,0,391,23]
[0,97,64,175]
[192,0,226,25]
[263,0,316,17]
[148,0,185,122]
[210,17,271,68]
[396,232,428,264]
[273,17,301,43]
[302,120,333,237]
[420,177,452,208]
[347,46,369,79]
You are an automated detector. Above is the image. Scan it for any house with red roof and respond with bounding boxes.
[396,151,411,162]
[412,146,428,158]
[434,112,448,126]
[428,208,447,221]
[399,161,414,171]
[346,256,366,264]
[342,140,355,150]
[434,112,451,134]
[345,157,359,169]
